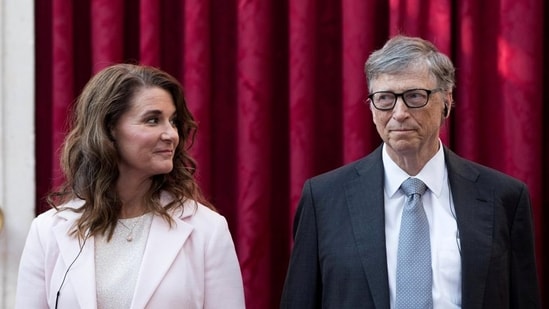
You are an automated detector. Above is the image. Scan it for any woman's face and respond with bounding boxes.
[112,86,180,181]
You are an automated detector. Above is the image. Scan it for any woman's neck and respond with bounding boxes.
[116,176,151,218]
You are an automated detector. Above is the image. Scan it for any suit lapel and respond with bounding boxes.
[130,211,193,309]
[345,147,390,309]
[445,148,494,309]
[53,213,97,308]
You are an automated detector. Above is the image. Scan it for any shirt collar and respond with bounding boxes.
[382,141,446,198]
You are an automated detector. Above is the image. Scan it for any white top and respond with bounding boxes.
[95,213,153,309]
[383,142,462,308]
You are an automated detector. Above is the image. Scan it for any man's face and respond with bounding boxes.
[369,65,450,161]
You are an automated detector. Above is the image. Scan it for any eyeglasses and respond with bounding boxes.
[367,88,442,111]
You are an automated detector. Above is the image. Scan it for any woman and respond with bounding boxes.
[15,64,245,308]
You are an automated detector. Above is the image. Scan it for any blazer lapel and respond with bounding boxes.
[130,211,193,309]
[345,147,390,309]
[445,148,494,309]
[53,213,97,309]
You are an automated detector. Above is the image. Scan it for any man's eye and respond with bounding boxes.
[406,91,426,100]
[377,94,392,101]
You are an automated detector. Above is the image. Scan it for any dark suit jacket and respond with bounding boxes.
[280,145,540,309]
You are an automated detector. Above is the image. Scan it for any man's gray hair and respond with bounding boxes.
[365,35,455,92]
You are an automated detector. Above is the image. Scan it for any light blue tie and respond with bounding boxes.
[395,177,432,309]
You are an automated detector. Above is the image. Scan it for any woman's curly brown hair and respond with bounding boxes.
[48,63,213,241]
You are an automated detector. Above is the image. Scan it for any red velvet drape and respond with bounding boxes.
[35,0,548,308]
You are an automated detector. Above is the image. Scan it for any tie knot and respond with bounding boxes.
[400,177,427,196]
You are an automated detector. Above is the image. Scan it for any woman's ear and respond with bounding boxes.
[109,126,116,142]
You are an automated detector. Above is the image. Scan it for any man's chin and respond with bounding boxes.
[385,140,420,155]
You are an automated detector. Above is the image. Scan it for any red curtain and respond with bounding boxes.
[35,0,548,308]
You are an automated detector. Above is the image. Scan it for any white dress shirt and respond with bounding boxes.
[383,142,462,308]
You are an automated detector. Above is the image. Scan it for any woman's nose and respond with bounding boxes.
[161,124,179,141]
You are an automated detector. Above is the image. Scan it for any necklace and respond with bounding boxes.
[118,215,144,242]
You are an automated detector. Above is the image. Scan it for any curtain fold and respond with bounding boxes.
[183,0,212,193]
[51,0,75,191]
[235,3,275,308]
[341,0,382,163]
[35,1,548,308]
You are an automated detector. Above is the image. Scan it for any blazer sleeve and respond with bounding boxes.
[15,217,49,309]
[203,215,246,309]
[280,180,321,308]
[510,184,541,308]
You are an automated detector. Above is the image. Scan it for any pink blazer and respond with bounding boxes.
[15,198,246,309]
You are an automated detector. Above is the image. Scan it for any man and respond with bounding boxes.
[280,35,540,308]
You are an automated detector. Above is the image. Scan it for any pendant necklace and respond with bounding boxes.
[118,215,144,242]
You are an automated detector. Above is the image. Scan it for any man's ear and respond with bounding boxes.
[443,92,453,118]
[369,102,378,125]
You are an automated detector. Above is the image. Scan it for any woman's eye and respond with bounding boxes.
[146,118,159,124]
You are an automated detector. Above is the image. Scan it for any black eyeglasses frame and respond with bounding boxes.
[367,88,442,111]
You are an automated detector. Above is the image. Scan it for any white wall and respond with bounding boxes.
[0,0,35,307]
